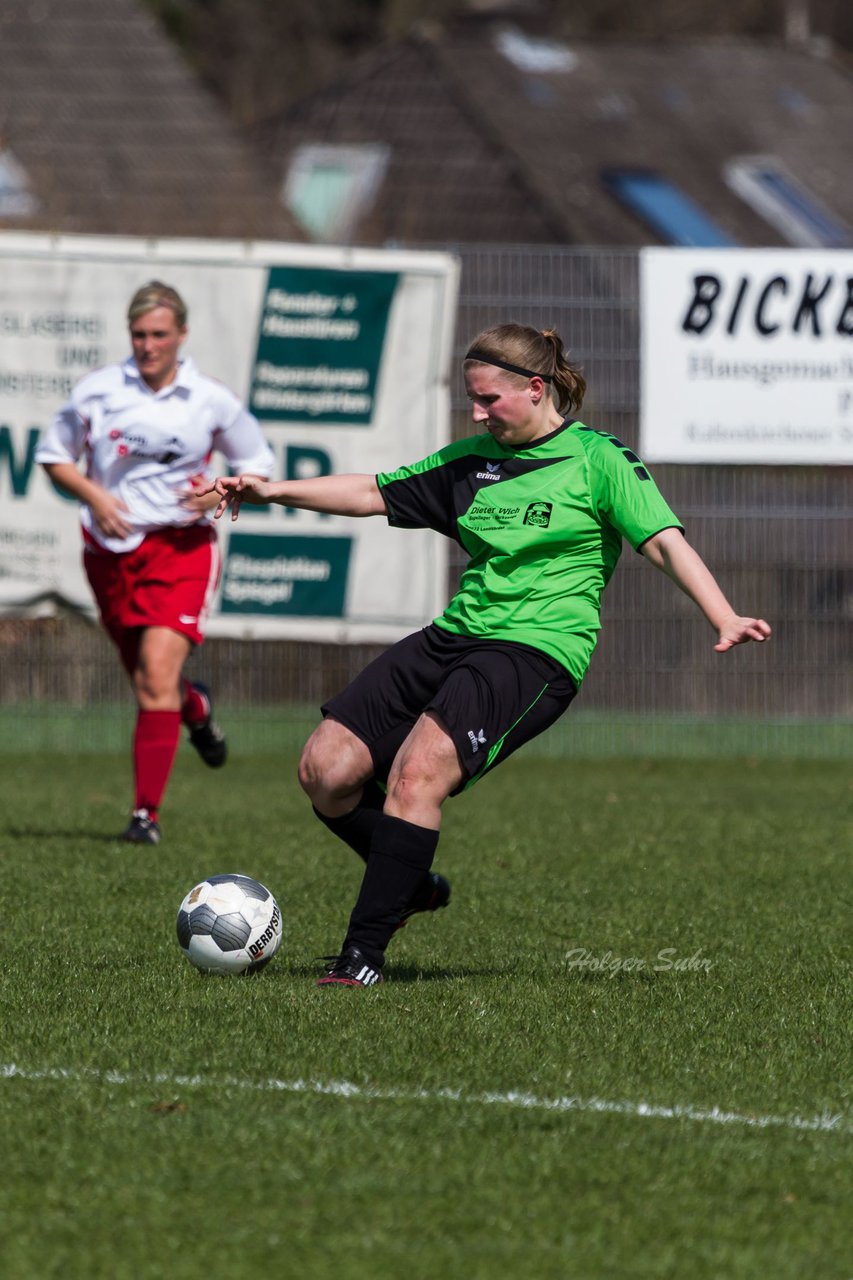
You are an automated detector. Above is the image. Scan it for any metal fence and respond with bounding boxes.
[1,245,850,756]
[451,246,852,738]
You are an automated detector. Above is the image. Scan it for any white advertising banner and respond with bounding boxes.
[640,248,853,464]
[0,233,459,640]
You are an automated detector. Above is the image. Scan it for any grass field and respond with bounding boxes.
[1,747,850,1278]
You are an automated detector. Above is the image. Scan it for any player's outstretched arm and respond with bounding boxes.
[641,527,772,652]
[203,473,386,521]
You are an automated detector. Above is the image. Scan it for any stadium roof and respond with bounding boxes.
[251,25,853,248]
[0,0,303,241]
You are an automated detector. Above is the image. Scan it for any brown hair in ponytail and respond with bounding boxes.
[463,323,586,414]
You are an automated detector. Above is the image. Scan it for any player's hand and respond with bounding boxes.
[178,472,221,515]
[210,474,274,521]
[90,491,133,539]
[714,615,772,652]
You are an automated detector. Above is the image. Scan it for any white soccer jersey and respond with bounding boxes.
[36,356,275,553]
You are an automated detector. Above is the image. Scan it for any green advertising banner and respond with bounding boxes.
[0,233,458,642]
[250,266,399,424]
[220,532,353,617]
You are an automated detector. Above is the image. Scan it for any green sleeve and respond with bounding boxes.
[581,429,683,549]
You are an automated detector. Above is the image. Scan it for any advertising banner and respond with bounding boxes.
[640,248,853,464]
[0,233,459,640]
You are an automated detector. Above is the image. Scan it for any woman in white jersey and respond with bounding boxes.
[37,282,274,845]
[206,323,771,986]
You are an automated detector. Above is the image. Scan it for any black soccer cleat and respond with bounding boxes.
[187,681,227,768]
[395,871,451,933]
[317,945,384,987]
[119,808,161,845]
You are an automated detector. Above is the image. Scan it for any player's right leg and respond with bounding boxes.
[318,711,456,987]
[306,629,456,985]
[298,717,375,817]
[122,625,192,843]
[299,716,391,863]
[305,628,443,856]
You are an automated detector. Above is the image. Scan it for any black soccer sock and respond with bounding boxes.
[312,777,386,862]
[343,814,440,966]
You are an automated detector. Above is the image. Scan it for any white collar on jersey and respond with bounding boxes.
[124,354,198,395]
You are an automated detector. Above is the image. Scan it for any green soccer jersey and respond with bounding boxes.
[377,419,683,686]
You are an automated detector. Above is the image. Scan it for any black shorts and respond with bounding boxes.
[322,624,576,793]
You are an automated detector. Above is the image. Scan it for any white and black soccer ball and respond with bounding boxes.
[176,873,282,975]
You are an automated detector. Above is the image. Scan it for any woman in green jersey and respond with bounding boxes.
[207,323,771,987]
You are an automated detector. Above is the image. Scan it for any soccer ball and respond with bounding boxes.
[176,873,282,975]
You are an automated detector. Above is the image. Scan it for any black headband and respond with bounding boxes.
[464,348,553,383]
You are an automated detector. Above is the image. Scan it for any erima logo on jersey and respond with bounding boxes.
[475,461,502,482]
[468,728,487,753]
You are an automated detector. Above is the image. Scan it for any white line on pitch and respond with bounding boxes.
[1,1062,847,1135]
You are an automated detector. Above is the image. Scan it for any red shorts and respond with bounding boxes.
[84,524,221,648]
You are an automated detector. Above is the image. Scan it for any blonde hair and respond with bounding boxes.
[464,323,586,414]
[127,281,188,328]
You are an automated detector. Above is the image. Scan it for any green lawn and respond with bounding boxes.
[0,749,850,1278]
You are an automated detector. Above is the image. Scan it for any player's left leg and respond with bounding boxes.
[384,709,463,826]
[181,679,227,768]
[130,525,225,771]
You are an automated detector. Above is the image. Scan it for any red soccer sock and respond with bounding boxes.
[133,709,182,817]
[180,678,208,728]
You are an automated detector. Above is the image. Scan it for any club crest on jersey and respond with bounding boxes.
[475,460,502,482]
[524,501,553,527]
